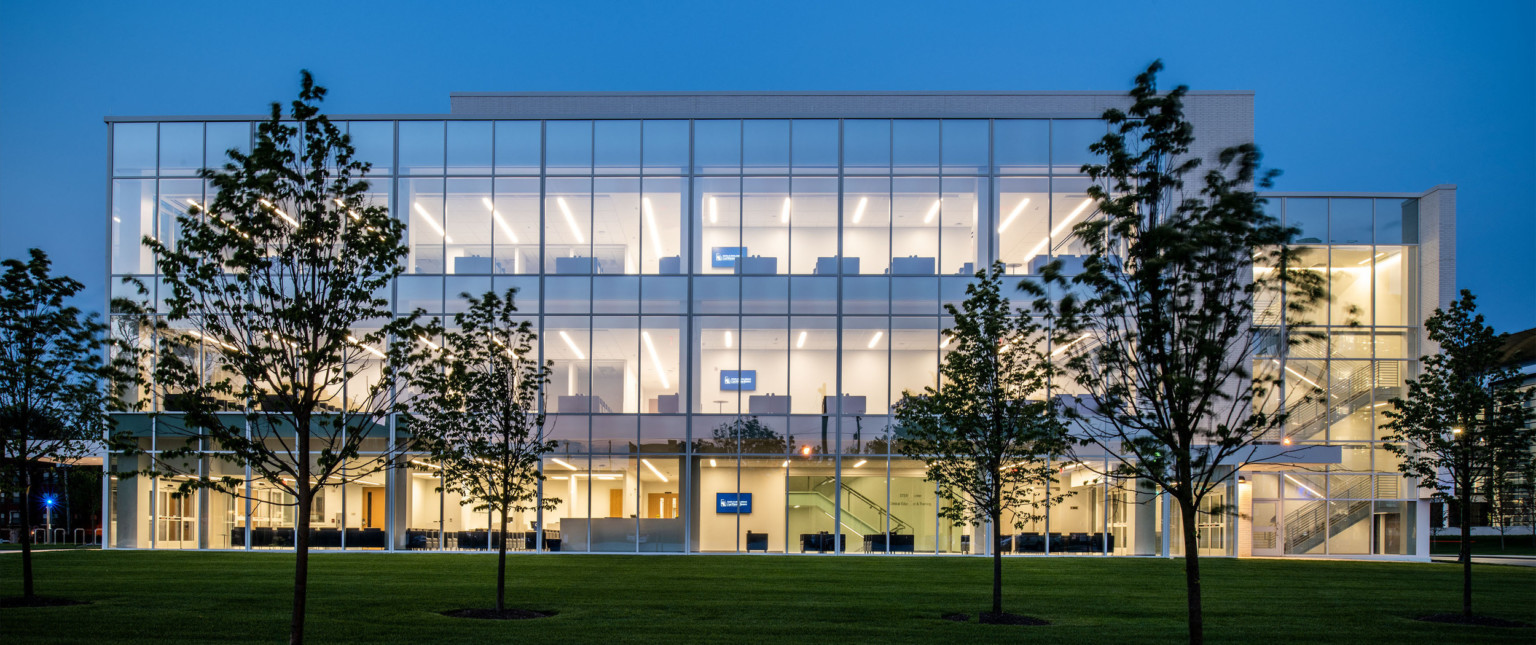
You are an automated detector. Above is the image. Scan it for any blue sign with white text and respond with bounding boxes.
[716,493,753,514]
[721,370,756,391]
[711,246,746,268]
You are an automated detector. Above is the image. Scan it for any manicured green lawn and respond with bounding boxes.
[3,551,1532,644]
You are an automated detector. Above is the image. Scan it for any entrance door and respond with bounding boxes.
[647,493,679,519]
[363,488,386,529]
[1251,501,1281,557]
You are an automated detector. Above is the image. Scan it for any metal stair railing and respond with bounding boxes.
[815,477,911,535]
[1282,476,1375,553]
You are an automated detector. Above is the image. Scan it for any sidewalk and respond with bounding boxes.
[1431,555,1536,568]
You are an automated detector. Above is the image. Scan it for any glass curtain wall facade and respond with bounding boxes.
[103,113,1430,558]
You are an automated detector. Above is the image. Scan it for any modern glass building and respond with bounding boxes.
[103,92,1455,559]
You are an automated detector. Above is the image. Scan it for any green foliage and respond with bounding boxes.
[698,416,789,454]
[1383,290,1534,517]
[400,288,559,520]
[131,70,421,501]
[0,248,134,597]
[893,261,1070,531]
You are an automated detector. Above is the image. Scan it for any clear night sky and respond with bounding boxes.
[1,0,1531,331]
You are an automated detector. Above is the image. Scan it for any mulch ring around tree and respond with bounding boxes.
[0,596,89,608]
[442,608,554,620]
[1414,613,1532,628]
[941,611,1050,626]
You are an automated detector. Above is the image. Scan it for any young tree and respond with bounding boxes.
[1382,290,1534,618]
[400,288,558,613]
[1034,61,1325,645]
[137,71,416,644]
[0,249,130,602]
[893,262,1070,621]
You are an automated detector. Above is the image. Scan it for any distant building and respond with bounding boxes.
[102,91,1453,559]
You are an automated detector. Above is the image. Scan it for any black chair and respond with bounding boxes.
[1047,533,1065,553]
[405,529,431,550]
[1018,532,1045,553]
[1067,532,1091,553]
[745,531,768,552]
[889,534,915,553]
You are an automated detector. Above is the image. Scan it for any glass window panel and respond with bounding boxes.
[593,276,639,313]
[940,177,982,275]
[1329,331,1374,359]
[642,120,689,174]
[891,177,940,273]
[843,120,890,174]
[590,318,638,414]
[544,276,591,314]
[397,121,445,175]
[940,277,973,312]
[491,177,540,274]
[640,415,687,452]
[789,317,837,415]
[546,177,593,272]
[590,418,636,455]
[741,177,789,275]
[395,276,443,314]
[593,177,641,274]
[997,176,1049,274]
[641,276,687,314]
[693,120,741,174]
[445,121,493,174]
[695,177,740,274]
[1327,500,1371,555]
[546,317,592,413]
[205,122,249,172]
[157,179,202,258]
[789,277,836,314]
[1373,247,1416,326]
[941,120,988,174]
[693,276,739,314]
[695,316,740,414]
[494,121,541,174]
[545,121,593,175]
[346,121,393,176]
[892,120,939,173]
[1050,177,1096,265]
[789,177,838,275]
[1051,120,1105,174]
[493,275,539,311]
[741,317,790,415]
[891,317,939,407]
[843,277,888,315]
[640,316,683,415]
[158,123,202,176]
[891,277,938,314]
[111,180,154,274]
[994,119,1049,174]
[444,276,491,314]
[1373,330,1413,360]
[641,177,685,274]
[1329,199,1372,245]
[113,122,157,177]
[741,276,788,314]
[399,178,446,274]
[791,119,838,174]
[843,317,891,414]
[843,177,890,275]
[594,120,641,174]
[743,120,790,173]
[444,178,492,274]
[1288,248,1329,326]
[1286,198,1328,245]
[1330,247,1374,326]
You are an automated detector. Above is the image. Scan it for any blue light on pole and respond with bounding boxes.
[42,494,57,509]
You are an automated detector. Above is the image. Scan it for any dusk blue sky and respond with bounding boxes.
[2,0,1531,330]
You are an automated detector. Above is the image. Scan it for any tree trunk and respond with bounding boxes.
[497,508,509,611]
[1460,484,1472,617]
[1179,496,1204,645]
[20,466,35,599]
[991,510,1003,616]
[290,474,312,644]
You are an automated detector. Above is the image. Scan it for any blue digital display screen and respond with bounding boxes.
[716,493,752,514]
[721,370,756,391]
[711,246,746,268]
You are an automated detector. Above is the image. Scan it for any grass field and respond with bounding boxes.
[3,551,1533,644]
